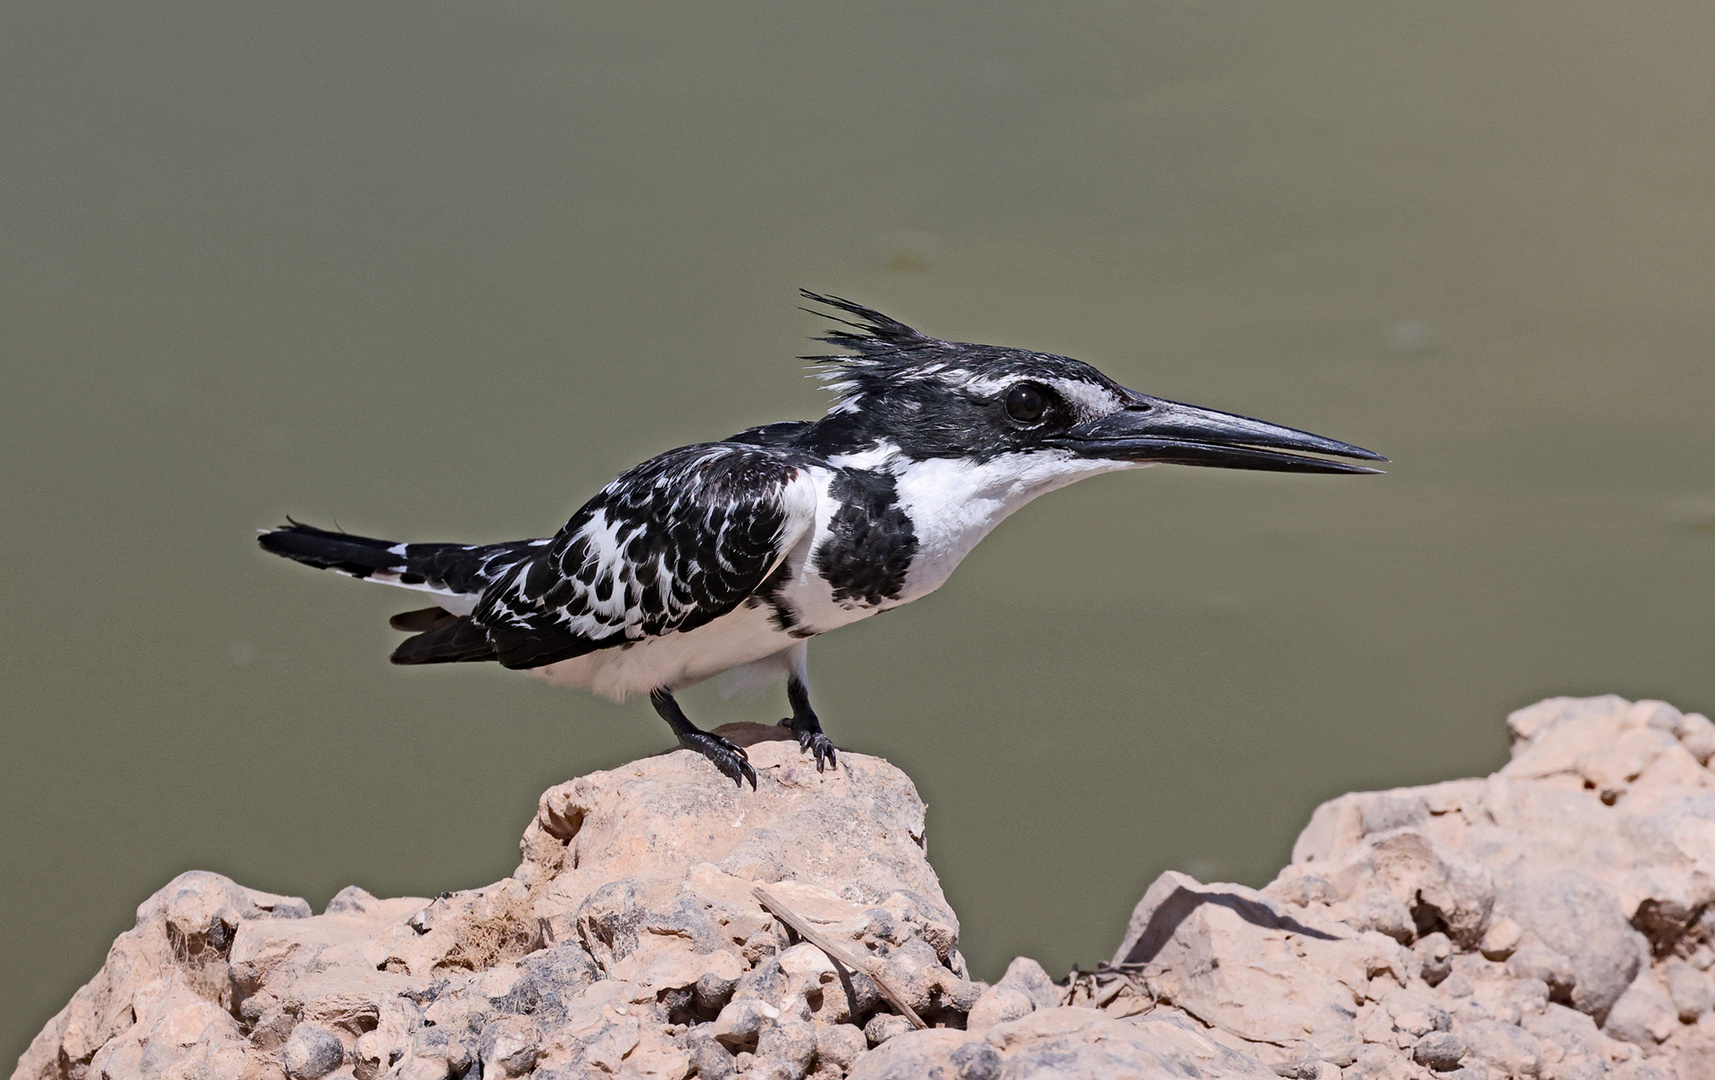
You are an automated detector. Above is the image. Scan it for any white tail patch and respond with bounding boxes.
[367,571,480,614]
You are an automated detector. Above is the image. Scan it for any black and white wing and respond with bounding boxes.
[394,443,819,670]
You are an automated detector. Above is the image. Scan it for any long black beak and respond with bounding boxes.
[1047,393,1386,474]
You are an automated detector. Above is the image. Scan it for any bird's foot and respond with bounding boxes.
[680,730,757,790]
[777,718,838,772]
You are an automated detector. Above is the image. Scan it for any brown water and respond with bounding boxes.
[5,0,1714,1058]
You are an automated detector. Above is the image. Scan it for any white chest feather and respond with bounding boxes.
[892,452,1142,599]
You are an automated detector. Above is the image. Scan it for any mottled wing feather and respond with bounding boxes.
[473,444,819,670]
[390,540,547,596]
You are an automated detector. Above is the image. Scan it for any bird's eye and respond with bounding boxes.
[1005,384,1048,423]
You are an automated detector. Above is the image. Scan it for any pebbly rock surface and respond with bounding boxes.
[1092,695,1715,1080]
[13,726,975,1080]
[11,723,1263,1080]
[16,697,1715,1080]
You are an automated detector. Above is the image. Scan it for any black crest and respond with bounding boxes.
[796,289,1129,462]
[799,290,933,356]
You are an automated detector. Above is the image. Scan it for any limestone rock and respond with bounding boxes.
[14,730,977,1080]
[282,1024,344,1079]
[20,696,1715,1080]
[1412,1030,1465,1071]
[1100,695,1715,1080]
[1605,972,1679,1047]
[1110,870,1407,1070]
[1664,957,1715,1023]
[15,870,311,1080]
[847,1008,1277,1080]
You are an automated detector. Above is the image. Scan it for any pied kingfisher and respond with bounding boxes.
[260,292,1383,788]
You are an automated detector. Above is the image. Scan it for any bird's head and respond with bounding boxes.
[800,291,1385,476]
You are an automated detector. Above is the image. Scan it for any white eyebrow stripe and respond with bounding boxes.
[959,375,1011,397]
[1048,377,1123,417]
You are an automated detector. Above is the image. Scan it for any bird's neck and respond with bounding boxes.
[874,449,1140,601]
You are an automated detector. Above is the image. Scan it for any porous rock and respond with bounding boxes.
[962,955,1056,1034]
[19,697,1715,1080]
[282,1024,344,1079]
[1090,696,1715,1080]
[847,1008,1277,1080]
[14,728,977,1080]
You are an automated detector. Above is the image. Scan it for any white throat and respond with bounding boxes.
[891,451,1143,600]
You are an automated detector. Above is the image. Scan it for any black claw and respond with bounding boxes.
[780,719,838,772]
[804,731,837,772]
[680,731,757,789]
[651,688,758,791]
[733,757,758,790]
[781,677,838,773]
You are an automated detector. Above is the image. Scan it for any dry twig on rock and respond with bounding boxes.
[752,885,929,1029]
[1065,961,1154,1014]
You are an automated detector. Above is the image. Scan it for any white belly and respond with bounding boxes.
[528,601,802,701]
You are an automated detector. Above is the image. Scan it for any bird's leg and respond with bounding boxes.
[777,643,837,771]
[780,677,838,772]
[651,688,756,790]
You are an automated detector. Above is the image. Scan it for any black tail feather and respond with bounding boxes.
[389,606,460,632]
[390,616,498,665]
[259,521,537,596]
[260,522,509,665]
[258,522,407,579]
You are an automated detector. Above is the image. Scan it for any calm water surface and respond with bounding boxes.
[5,1,1714,1058]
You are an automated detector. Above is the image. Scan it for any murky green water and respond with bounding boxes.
[5,1,1713,1059]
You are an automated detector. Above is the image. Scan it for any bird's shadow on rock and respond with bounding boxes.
[643,722,796,764]
[1120,885,1344,966]
[710,722,799,748]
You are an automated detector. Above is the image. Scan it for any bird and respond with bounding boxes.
[259,291,1384,789]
